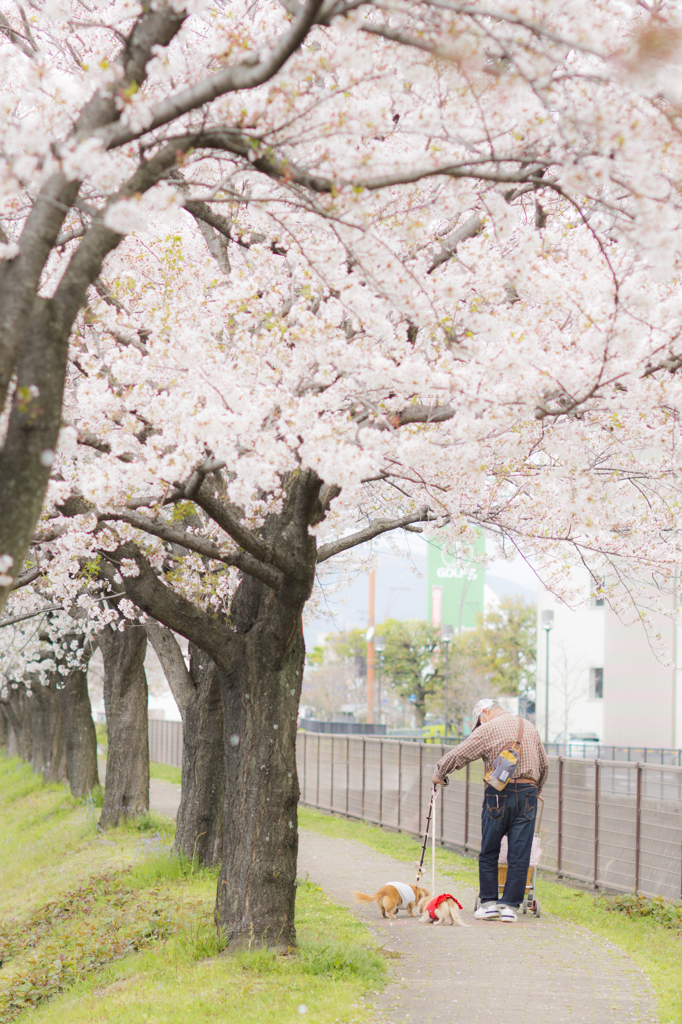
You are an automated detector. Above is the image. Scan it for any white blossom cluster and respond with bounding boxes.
[3,0,682,651]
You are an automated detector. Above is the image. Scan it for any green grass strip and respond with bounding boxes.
[149,762,182,785]
[0,757,385,1024]
[299,805,682,1024]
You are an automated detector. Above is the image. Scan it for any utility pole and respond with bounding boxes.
[375,634,385,725]
[366,570,375,725]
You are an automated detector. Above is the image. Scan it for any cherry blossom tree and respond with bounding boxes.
[6,0,682,950]
[0,595,99,794]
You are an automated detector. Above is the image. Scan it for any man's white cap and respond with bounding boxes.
[472,698,498,729]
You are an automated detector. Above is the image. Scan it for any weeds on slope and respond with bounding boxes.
[0,759,386,1024]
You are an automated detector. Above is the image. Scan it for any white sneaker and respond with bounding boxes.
[473,902,500,920]
[499,905,518,922]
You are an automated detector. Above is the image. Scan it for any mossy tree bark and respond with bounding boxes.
[99,623,149,827]
[29,674,67,783]
[62,665,100,797]
[4,688,33,761]
[145,622,225,865]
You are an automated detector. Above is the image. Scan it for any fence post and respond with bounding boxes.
[635,762,642,893]
[361,737,366,818]
[316,734,320,808]
[303,731,307,803]
[397,742,402,829]
[464,762,470,850]
[379,740,383,825]
[330,735,335,811]
[593,760,600,888]
[557,757,561,876]
[346,736,350,815]
[418,743,423,829]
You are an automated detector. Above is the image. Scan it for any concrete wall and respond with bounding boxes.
[538,569,682,749]
[603,608,676,747]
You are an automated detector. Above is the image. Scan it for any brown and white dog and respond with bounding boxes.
[352,881,429,920]
[418,892,467,927]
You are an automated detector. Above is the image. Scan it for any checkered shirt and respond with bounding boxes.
[433,711,549,794]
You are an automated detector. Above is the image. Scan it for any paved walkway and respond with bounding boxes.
[138,776,657,1023]
[298,831,658,1024]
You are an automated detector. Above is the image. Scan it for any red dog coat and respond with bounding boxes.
[425,893,463,920]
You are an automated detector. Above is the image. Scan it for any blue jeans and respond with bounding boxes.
[479,783,537,908]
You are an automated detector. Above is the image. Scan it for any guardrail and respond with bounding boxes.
[296,731,682,900]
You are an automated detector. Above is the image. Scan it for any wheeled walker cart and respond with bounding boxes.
[473,794,544,918]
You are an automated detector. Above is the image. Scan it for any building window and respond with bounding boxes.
[589,667,604,699]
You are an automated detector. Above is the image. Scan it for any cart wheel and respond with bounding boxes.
[522,898,528,915]
[533,900,542,919]
[473,895,480,912]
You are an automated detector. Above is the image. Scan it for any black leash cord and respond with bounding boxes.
[416,785,437,884]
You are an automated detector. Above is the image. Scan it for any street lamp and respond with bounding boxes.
[541,610,554,744]
[441,624,454,737]
[374,635,386,725]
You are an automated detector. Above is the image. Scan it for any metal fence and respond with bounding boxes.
[393,732,682,765]
[296,731,682,901]
[148,718,183,768]
[545,743,682,766]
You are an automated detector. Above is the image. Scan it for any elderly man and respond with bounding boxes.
[432,698,549,923]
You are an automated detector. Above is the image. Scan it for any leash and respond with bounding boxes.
[416,785,439,887]
[431,784,438,897]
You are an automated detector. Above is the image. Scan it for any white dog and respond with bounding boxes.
[418,892,468,927]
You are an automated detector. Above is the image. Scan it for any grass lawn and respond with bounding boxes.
[0,757,385,1024]
[149,762,182,785]
[299,806,682,1024]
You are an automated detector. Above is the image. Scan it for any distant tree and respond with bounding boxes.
[306,628,366,679]
[378,619,442,728]
[303,627,367,719]
[433,632,486,736]
[469,597,537,697]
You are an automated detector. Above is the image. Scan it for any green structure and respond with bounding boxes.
[426,534,485,632]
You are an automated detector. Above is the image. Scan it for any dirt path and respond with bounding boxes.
[298,830,658,1024]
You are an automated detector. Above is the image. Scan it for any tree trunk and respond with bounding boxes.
[6,688,33,761]
[144,622,225,866]
[0,704,7,749]
[175,644,224,865]
[62,666,100,797]
[114,470,324,950]
[414,703,426,728]
[214,579,306,951]
[99,623,149,827]
[30,678,67,783]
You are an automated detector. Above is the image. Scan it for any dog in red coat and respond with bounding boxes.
[418,892,467,927]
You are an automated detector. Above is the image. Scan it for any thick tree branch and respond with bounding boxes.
[316,506,432,562]
[175,128,551,195]
[144,620,194,717]
[0,603,63,628]
[102,545,237,669]
[100,0,326,151]
[428,213,482,273]
[99,510,283,590]
[192,484,296,578]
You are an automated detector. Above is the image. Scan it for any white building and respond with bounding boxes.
[537,570,682,749]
